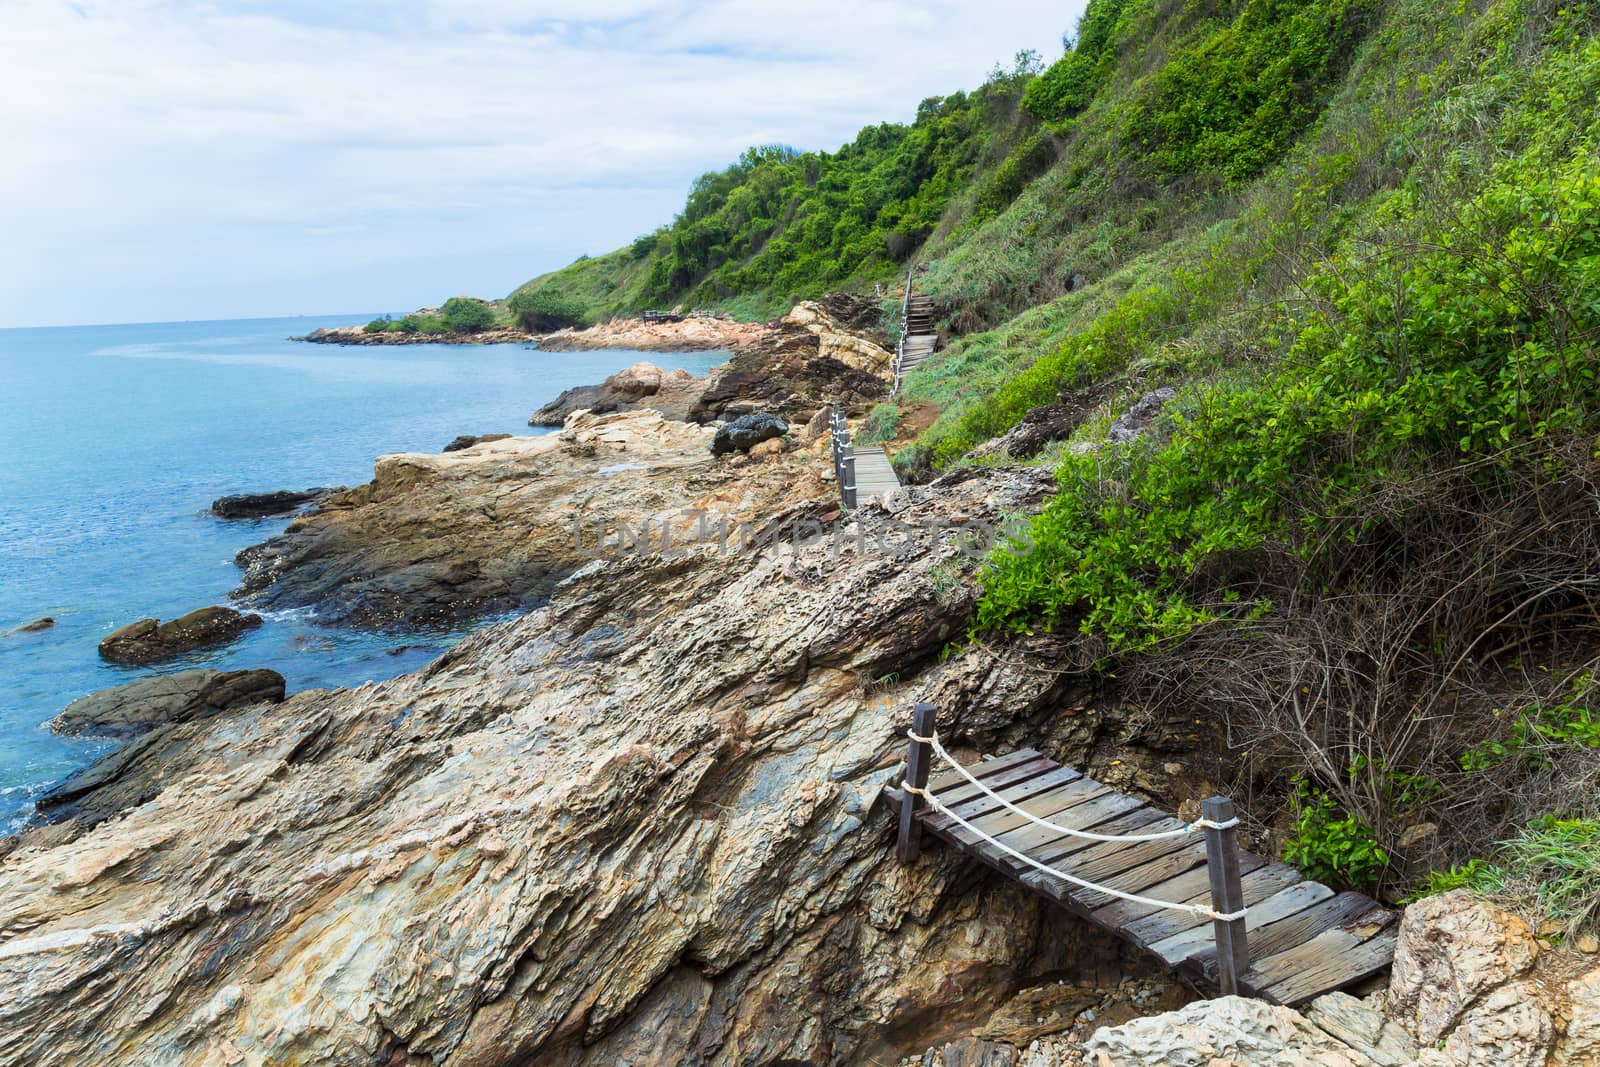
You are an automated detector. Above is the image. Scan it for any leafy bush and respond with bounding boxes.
[1282,778,1390,890]
[394,316,421,334]
[1462,674,1600,772]
[362,317,391,334]
[508,288,588,332]
[439,297,495,334]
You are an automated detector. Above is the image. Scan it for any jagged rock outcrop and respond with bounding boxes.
[48,668,285,740]
[97,608,263,663]
[534,314,768,354]
[689,301,893,424]
[0,463,1142,1067]
[529,362,702,426]
[232,409,833,628]
[1088,996,1383,1066]
[212,489,332,519]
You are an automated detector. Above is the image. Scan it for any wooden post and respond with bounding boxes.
[1203,795,1249,995]
[841,448,858,510]
[897,703,936,864]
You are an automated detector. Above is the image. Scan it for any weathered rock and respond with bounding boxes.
[529,362,696,426]
[1087,996,1381,1066]
[712,412,788,455]
[211,489,331,519]
[49,668,286,740]
[1557,964,1600,1066]
[442,433,512,453]
[233,410,830,628]
[534,315,768,354]
[1106,388,1178,446]
[1435,979,1555,1067]
[0,463,1092,1067]
[97,608,263,663]
[690,301,893,424]
[971,384,1117,461]
[1386,889,1540,1045]
[1304,993,1417,1067]
[8,616,54,634]
[296,324,533,346]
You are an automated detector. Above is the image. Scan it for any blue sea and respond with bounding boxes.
[0,315,726,830]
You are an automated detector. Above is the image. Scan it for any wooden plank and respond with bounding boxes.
[1064,841,1210,913]
[1153,881,1336,967]
[942,780,1112,847]
[1254,928,1399,1006]
[922,764,1084,832]
[1119,862,1303,947]
[925,758,1067,820]
[1029,815,1185,869]
[1244,911,1398,1005]
[1190,890,1372,980]
[993,791,1147,858]
[925,748,1041,793]
[950,776,1109,839]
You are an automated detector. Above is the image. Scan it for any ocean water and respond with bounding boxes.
[0,315,726,829]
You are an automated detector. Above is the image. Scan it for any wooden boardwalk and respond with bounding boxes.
[893,272,938,393]
[829,411,900,509]
[883,738,1398,1005]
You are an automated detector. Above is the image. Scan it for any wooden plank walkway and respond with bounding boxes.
[893,274,937,393]
[882,745,1398,1005]
[852,445,900,500]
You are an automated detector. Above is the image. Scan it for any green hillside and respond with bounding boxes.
[520,0,1600,911]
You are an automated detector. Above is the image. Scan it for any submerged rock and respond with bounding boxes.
[211,488,331,519]
[50,668,285,739]
[711,412,788,455]
[8,617,54,634]
[97,607,263,663]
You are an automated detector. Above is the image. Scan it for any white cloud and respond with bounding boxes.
[0,0,1083,326]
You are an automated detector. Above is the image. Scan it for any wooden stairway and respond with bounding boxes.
[883,732,1399,1006]
[894,284,938,393]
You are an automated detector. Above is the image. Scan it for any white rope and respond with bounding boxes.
[909,731,1240,841]
[906,783,1247,922]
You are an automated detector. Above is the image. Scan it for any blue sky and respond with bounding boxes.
[3,1,1084,328]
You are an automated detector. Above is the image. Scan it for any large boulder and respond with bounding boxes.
[1386,889,1540,1045]
[211,489,331,519]
[97,607,263,664]
[711,412,788,456]
[1087,996,1382,1066]
[530,361,672,426]
[442,433,511,453]
[7,617,54,634]
[50,668,285,739]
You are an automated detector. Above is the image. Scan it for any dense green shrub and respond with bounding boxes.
[1128,0,1381,183]
[1417,817,1600,939]
[508,288,588,332]
[1022,0,1140,121]
[975,147,1600,649]
[362,317,390,334]
[439,297,495,334]
[1282,778,1390,890]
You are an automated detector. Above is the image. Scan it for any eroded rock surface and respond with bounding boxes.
[49,668,285,739]
[1087,996,1381,1066]
[211,489,332,519]
[690,300,893,424]
[232,409,830,628]
[712,412,788,455]
[0,465,1125,1067]
[97,608,263,663]
[530,362,703,426]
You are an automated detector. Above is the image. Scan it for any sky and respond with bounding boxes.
[2,1,1085,328]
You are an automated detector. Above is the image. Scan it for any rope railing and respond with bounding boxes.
[829,407,857,510]
[892,266,913,396]
[895,702,1252,994]
[910,729,1239,843]
[902,781,1246,922]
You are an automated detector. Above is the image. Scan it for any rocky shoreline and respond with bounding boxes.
[5,295,1585,1067]
[295,312,772,353]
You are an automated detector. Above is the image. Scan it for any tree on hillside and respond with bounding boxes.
[508,289,587,332]
[440,297,496,334]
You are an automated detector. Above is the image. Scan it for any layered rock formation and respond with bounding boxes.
[690,299,894,424]
[0,463,1170,1066]
[231,409,833,628]
[297,325,533,346]
[49,668,285,739]
[212,489,332,520]
[97,608,263,663]
[533,313,767,354]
